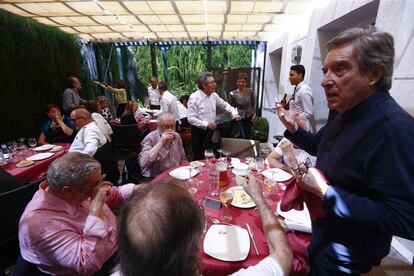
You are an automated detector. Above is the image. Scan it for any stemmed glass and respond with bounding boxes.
[27,138,37,153]
[220,189,234,222]
[204,148,214,167]
[223,150,231,169]
[6,141,17,156]
[217,148,224,160]
[255,158,265,173]
[263,177,276,206]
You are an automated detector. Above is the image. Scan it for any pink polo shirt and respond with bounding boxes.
[18,182,134,275]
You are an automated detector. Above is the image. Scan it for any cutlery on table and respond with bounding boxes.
[245,222,259,256]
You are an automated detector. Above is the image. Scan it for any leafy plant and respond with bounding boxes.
[251,117,269,142]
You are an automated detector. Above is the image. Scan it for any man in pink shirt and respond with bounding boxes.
[18,152,137,275]
[139,112,187,178]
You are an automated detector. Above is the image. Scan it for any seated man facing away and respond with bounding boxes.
[18,152,137,275]
[266,138,316,173]
[138,112,186,178]
[115,176,292,276]
[177,94,190,128]
[69,108,107,156]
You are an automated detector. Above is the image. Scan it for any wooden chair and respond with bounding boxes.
[220,138,260,158]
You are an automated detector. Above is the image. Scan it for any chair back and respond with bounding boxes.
[12,254,46,276]
[0,178,43,269]
[122,152,142,184]
[220,138,260,158]
[111,124,142,151]
[93,142,120,185]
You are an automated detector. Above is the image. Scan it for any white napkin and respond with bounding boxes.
[276,202,312,233]
[169,166,199,180]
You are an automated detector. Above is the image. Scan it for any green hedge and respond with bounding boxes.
[251,116,269,142]
[0,10,95,143]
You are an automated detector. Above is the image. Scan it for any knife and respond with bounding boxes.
[245,223,259,256]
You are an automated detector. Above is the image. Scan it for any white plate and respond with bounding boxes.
[169,166,199,180]
[33,144,54,151]
[27,152,55,161]
[228,186,256,208]
[276,202,312,233]
[190,161,205,168]
[261,168,293,182]
[203,225,250,262]
[231,169,249,176]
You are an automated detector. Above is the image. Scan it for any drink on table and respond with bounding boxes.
[223,150,231,169]
[204,148,214,166]
[220,190,234,222]
[217,160,229,187]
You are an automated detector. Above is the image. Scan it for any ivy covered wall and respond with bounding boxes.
[0,10,98,143]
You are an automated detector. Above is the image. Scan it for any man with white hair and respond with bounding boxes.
[139,112,186,178]
[18,152,137,275]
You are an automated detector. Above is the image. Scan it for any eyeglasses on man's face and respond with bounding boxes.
[71,117,85,122]
[159,123,176,130]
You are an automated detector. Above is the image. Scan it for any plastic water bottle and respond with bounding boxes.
[208,158,219,196]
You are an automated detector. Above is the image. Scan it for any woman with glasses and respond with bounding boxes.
[38,103,76,145]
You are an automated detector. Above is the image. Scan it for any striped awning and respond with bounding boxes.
[0,0,320,43]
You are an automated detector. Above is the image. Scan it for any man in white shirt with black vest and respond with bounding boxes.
[188,71,240,160]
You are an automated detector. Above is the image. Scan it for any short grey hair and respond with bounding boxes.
[197,71,213,90]
[47,152,101,191]
[326,25,394,91]
[157,112,175,124]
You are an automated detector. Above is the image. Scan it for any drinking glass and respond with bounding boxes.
[7,141,17,155]
[17,137,27,149]
[187,164,196,184]
[263,177,276,205]
[220,189,234,222]
[27,138,37,152]
[255,158,265,173]
[204,148,214,166]
[223,150,231,169]
[217,148,224,160]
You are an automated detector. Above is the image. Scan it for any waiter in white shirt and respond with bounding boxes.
[147,76,160,110]
[188,71,241,160]
[157,81,180,125]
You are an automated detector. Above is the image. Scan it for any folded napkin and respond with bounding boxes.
[169,166,199,180]
[277,202,312,234]
[280,168,327,221]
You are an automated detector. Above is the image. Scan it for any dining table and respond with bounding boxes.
[152,160,312,276]
[4,143,70,183]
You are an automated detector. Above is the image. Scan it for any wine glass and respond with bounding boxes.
[7,141,17,154]
[187,164,196,184]
[263,177,276,206]
[220,189,234,222]
[217,148,224,160]
[27,138,37,152]
[223,150,231,169]
[204,148,214,166]
[255,158,265,173]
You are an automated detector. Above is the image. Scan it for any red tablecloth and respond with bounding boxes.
[5,143,70,183]
[152,162,311,276]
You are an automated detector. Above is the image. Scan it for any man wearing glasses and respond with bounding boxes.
[69,108,107,156]
[277,26,414,275]
[139,112,186,178]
